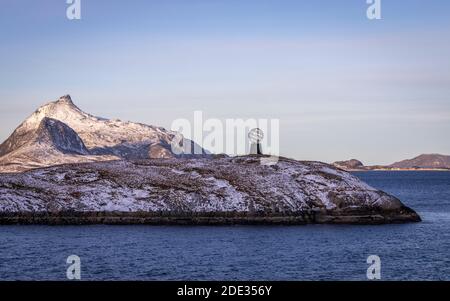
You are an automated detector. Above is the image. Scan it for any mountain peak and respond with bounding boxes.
[0,95,209,171]
[56,95,73,104]
[53,94,77,109]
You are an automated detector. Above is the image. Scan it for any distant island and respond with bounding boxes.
[333,154,450,171]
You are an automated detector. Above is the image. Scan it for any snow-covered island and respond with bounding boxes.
[0,95,421,225]
[0,156,420,225]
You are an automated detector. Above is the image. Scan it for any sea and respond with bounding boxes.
[0,171,449,280]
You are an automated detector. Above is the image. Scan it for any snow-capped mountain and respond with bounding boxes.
[0,117,117,173]
[0,95,208,173]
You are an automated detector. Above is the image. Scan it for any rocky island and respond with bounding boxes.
[0,96,421,225]
[0,156,421,225]
[333,154,450,171]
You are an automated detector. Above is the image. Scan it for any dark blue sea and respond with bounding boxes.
[1,171,450,280]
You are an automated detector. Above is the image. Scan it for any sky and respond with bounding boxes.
[0,0,449,165]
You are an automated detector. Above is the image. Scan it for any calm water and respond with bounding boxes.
[1,171,450,280]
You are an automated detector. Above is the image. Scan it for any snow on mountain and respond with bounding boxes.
[0,155,421,224]
[36,117,90,155]
[0,95,208,173]
[0,117,118,173]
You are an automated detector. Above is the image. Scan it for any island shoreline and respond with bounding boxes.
[0,208,421,226]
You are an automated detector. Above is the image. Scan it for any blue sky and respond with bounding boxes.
[1,0,449,164]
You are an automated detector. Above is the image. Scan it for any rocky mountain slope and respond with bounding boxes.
[0,117,117,173]
[389,154,450,169]
[0,95,208,173]
[0,156,421,225]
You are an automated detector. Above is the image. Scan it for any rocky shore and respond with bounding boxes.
[0,210,420,225]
